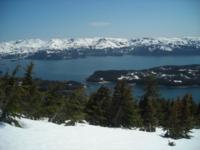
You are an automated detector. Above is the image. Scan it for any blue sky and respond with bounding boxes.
[0,0,200,41]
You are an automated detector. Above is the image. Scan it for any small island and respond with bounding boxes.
[87,64,200,86]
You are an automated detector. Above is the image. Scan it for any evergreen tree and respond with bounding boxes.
[23,62,34,85]
[111,80,141,128]
[195,103,200,127]
[21,62,43,119]
[165,94,196,139]
[86,86,111,126]
[161,99,171,131]
[144,75,159,98]
[41,83,65,120]
[181,94,195,137]
[165,98,184,139]
[0,65,22,126]
[156,98,169,127]
[139,75,159,132]
[139,97,157,131]
[52,88,87,124]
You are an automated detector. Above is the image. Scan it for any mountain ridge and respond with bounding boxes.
[0,37,200,59]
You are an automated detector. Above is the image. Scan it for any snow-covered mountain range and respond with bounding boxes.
[0,37,200,59]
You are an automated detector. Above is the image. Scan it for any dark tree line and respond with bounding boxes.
[0,63,200,139]
[0,63,87,125]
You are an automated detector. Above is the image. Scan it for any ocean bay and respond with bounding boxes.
[1,55,200,101]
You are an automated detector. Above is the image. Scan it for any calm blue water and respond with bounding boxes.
[0,55,200,101]
[86,82,200,101]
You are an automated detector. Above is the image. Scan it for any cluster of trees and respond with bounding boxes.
[86,81,141,128]
[0,63,87,126]
[0,63,200,139]
[86,76,200,139]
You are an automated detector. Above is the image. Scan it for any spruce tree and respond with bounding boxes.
[165,98,184,139]
[65,88,87,124]
[156,98,168,127]
[139,75,159,132]
[111,80,141,128]
[163,94,198,139]
[195,103,200,127]
[181,94,194,137]
[144,75,159,98]
[161,99,171,131]
[21,62,42,119]
[41,83,65,120]
[139,97,157,131]
[0,65,22,126]
[23,62,34,85]
[86,86,111,126]
[52,88,87,124]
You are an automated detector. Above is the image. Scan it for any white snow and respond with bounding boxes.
[179,69,186,72]
[118,75,126,80]
[133,75,140,79]
[0,38,129,55]
[100,77,104,81]
[173,80,182,83]
[0,118,200,150]
[0,37,200,55]
[118,74,139,80]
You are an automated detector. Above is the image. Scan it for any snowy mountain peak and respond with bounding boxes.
[0,37,200,58]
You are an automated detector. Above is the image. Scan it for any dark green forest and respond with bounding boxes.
[0,63,200,139]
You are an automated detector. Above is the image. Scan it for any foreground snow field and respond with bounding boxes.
[0,118,200,150]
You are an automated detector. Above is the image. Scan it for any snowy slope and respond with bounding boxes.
[0,118,200,150]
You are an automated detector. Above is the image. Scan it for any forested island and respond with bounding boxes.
[87,64,200,86]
